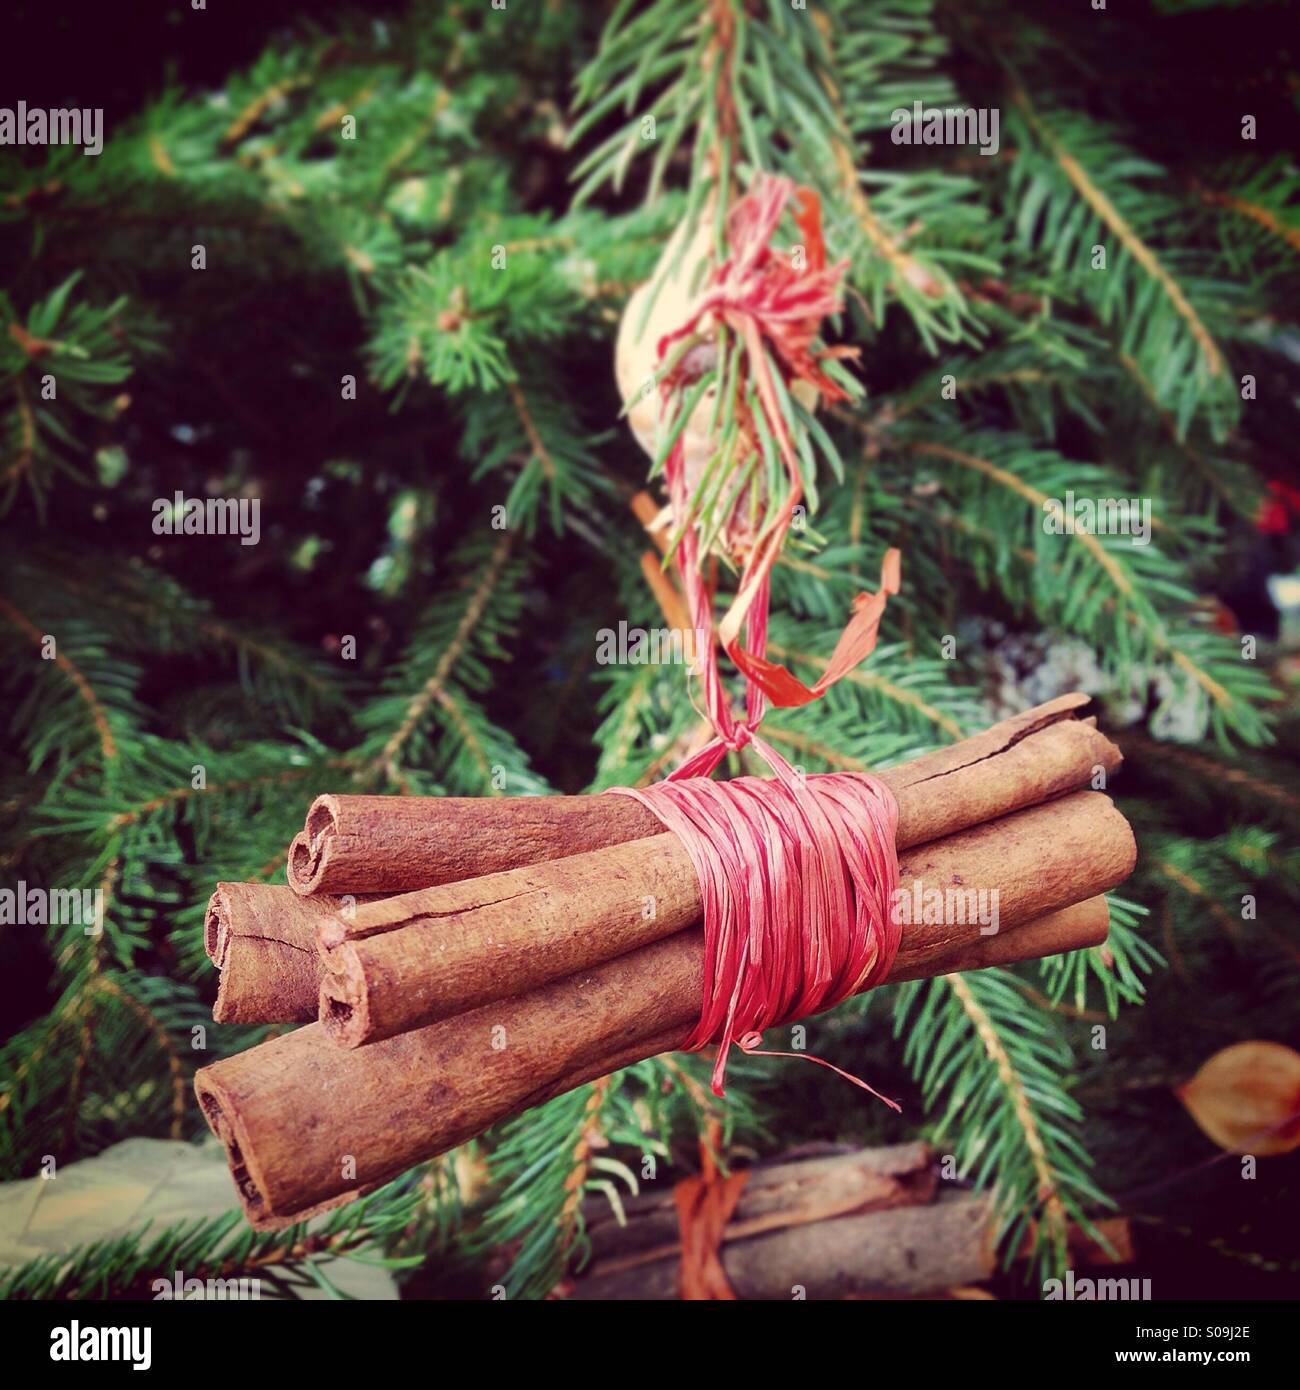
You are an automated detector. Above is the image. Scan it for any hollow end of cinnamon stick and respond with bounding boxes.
[287,832,316,894]
[204,889,229,968]
[195,1071,376,1229]
[196,1076,270,1226]
[207,881,374,1025]
[287,796,340,896]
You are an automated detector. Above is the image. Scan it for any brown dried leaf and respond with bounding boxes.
[1176,1041,1300,1156]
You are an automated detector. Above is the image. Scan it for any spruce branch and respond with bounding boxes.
[892,432,1277,746]
[893,968,1110,1284]
[1002,92,1241,437]
[1193,155,1300,260]
[1037,896,1160,1018]
[0,595,122,764]
[0,971,231,1175]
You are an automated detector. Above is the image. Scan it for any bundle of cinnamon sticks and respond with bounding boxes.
[196,693,1137,1231]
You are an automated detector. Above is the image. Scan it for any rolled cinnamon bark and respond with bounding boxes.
[889,893,1108,982]
[319,707,1122,1045]
[206,884,377,1024]
[196,794,1131,1228]
[289,693,1109,897]
[287,794,657,896]
[203,896,1110,1231]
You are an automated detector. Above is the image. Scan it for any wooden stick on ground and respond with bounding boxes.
[573,1190,997,1300]
[582,1141,938,1271]
[575,1142,1137,1299]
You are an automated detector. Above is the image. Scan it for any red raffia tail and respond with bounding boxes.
[727,548,901,707]
[793,185,827,270]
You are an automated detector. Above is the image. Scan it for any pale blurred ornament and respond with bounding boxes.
[1177,1040,1300,1156]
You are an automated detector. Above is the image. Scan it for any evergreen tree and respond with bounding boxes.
[1,0,1297,1299]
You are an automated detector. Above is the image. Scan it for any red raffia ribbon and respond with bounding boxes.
[654,172,897,711]
[610,174,904,1103]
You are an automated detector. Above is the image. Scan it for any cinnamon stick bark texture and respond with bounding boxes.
[197,794,1131,1228]
[287,793,659,896]
[201,899,1103,1232]
[318,706,1123,1045]
[318,835,701,1045]
[205,884,377,1024]
[573,1190,995,1300]
[889,894,1108,982]
[290,692,1112,898]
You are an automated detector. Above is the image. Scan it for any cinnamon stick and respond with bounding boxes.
[204,896,1110,1232]
[318,708,1123,1045]
[196,795,1130,1228]
[287,793,658,896]
[205,883,377,1024]
[288,693,1111,897]
[890,893,1109,982]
